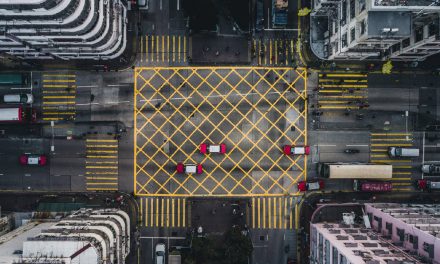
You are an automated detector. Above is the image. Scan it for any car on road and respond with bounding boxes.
[297,180,324,192]
[19,154,47,166]
[416,179,440,191]
[283,145,310,155]
[155,243,165,264]
[388,147,419,157]
[176,163,203,174]
[353,180,392,192]
[3,94,34,104]
[200,143,226,154]
[421,164,440,174]
[344,149,359,154]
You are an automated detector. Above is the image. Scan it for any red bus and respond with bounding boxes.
[0,106,36,123]
[354,180,392,192]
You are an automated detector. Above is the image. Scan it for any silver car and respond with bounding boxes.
[421,164,440,174]
[155,243,165,264]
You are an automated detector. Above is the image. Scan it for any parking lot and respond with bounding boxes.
[134,67,307,196]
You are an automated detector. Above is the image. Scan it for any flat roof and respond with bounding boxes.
[368,11,411,37]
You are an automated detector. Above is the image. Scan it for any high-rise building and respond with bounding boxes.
[0,208,130,264]
[0,0,128,61]
[310,203,440,264]
[311,0,440,61]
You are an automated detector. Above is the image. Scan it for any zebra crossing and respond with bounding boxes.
[140,197,187,228]
[370,132,414,191]
[85,135,119,191]
[139,34,188,64]
[252,38,296,66]
[42,73,76,121]
[250,197,297,230]
[318,72,368,110]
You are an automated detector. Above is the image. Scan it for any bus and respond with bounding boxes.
[0,73,27,86]
[319,163,393,179]
[0,106,36,123]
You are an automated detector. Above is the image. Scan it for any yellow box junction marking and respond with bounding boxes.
[318,72,368,110]
[42,72,76,121]
[134,67,308,197]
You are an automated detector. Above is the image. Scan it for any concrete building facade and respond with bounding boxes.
[311,0,440,61]
[0,208,130,264]
[0,0,128,61]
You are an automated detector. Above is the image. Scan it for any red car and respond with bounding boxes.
[200,143,227,154]
[283,145,310,155]
[19,154,47,166]
[176,163,203,174]
[297,180,324,192]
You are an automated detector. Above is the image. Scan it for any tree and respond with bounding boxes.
[223,226,253,264]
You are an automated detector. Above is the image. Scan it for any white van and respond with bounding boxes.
[388,147,419,157]
[3,94,33,104]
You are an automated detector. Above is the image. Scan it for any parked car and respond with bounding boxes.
[421,164,440,174]
[3,93,33,104]
[297,180,324,192]
[283,145,310,155]
[353,180,392,192]
[200,143,226,154]
[176,163,203,174]
[155,243,165,264]
[19,154,47,166]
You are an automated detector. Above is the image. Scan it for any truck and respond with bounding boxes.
[353,180,392,192]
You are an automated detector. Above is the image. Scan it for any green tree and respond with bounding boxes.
[223,227,253,264]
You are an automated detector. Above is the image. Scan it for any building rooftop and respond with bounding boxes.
[367,11,412,37]
[312,222,425,263]
[366,203,440,238]
[374,0,440,7]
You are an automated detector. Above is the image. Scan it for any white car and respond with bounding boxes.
[155,243,165,264]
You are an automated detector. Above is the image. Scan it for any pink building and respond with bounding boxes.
[365,203,440,263]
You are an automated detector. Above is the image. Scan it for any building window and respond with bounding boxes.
[342,34,347,48]
[396,228,405,241]
[359,0,366,12]
[318,233,323,263]
[415,27,424,42]
[325,239,330,263]
[350,0,355,19]
[350,27,356,43]
[428,21,439,37]
[332,247,338,264]
[360,20,366,35]
[339,254,347,264]
[402,38,410,48]
[341,0,347,26]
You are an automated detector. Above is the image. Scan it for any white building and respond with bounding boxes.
[0,208,130,264]
[311,0,440,61]
[0,0,128,61]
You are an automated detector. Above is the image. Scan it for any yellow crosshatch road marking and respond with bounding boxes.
[134,67,307,197]
[370,132,414,187]
[85,134,119,191]
[250,197,295,229]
